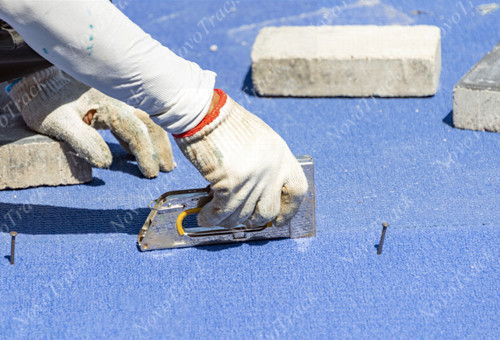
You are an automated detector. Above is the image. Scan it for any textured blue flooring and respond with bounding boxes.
[1,0,499,338]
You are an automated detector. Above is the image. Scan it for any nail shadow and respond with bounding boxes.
[4,255,11,264]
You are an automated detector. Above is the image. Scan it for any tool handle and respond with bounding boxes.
[176,208,202,236]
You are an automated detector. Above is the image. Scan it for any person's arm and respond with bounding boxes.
[0,0,308,228]
[0,0,215,134]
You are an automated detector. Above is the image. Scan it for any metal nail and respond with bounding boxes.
[10,231,17,265]
[377,222,389,255]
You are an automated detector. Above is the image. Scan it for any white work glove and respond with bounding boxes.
[7,67,175,178]
[174,89,308,228]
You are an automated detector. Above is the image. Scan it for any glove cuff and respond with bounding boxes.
[172,89,227,139]
[174,88,270,179]
[8,66,70,112]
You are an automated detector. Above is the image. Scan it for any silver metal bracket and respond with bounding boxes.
[138,155,316,251]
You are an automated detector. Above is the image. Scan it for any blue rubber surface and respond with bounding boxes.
[1,1,499,338]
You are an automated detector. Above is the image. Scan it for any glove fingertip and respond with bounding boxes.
[90,149,113,169]
[159,160,176,173]
[273,212,287,228]
[139,165,159,179]
[275,174,309,227]
[72,130,113,169]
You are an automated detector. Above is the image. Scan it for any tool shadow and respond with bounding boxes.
[0,202,148,235]
[196,239,272,252]
[0,202,282,249]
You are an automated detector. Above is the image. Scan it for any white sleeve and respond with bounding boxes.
[0,0,216,134]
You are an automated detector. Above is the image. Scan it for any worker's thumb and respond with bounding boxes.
[275,165,308,227]
[40,115,113,168]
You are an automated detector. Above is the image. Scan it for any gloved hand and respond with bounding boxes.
[7,67,175,178]
[174,89,308,228]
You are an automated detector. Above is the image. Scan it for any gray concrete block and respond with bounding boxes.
[0,113,92,190]
[251,25,441,97]
[453,43,500,132]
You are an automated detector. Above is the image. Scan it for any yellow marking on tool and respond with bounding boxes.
[176,208,202,236]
